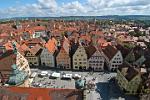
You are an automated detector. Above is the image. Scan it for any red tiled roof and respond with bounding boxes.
[118,63,139,81]
[102,42,112,47]
[97,38,107,45]
[19,44,30,51]
[3,42,13,50]
[65,27,77,32]
[80,35,91,42]
[3,41,20,51]
[18,44,31,55]
[33,26,46,31]
[45,38,57,53]
[102,44,118,60]
[90,30,104,36]
[22,38,44,46]
[0,50,16,70]
[62,37,70,54]
[0,33,10,37]
[25,28,34,34]
[51,30,63,36]
[0,50,16,83]
[30,44,42,55]
[1,87,83,100]
[85,45,97,59]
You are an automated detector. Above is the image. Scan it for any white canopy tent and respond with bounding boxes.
[51,72,60,78]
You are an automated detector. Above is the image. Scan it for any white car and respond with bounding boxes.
[73,74,81,79]
[40,71,48,77]
[62,74,72,79]
[51,72,60,78]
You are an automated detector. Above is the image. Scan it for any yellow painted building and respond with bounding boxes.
[25,44,42,66]
[73,45,88,70]
[25,52,40,66]
[116,64,142,94]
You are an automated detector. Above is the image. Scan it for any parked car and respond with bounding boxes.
[38,71,48,77]
[73,74,81,79]
[61,74,72,80]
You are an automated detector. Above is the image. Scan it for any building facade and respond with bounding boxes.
[88,50,105,71]
[25,44,42,66]
[116,65,142,94]
[73,46,88,70]
[40,48,55,67]
[16,51,31,76]
[109,51,123,71]
[103,45,123,71]
[56,47,71,69]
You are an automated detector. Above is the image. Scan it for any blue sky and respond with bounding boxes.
[0,0,150,18]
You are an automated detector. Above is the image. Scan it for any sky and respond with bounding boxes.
[0,0,150,18]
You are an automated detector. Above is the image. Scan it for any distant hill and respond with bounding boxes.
[0,15,150,21]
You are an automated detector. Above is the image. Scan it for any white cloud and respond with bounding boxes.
[0,0,150,18]
[61,1,87,15]
[38,0,57,11]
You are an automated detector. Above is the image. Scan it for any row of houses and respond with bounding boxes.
[2,34,149,73]
[11,37,123,72]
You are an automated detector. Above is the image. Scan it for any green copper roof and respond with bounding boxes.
[75,79,85,89]
[12,42,17,54]
[7,64,28,85]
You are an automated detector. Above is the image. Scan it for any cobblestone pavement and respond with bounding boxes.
[30,68,119,100]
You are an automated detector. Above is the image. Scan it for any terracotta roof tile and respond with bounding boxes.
[125,67,139,81]
[3,41,20,51]
[65,27,77,32]
[102,44,118,60]
[62,37,70,54]
[0,50,16,70]
[80,35,91,42]
[45,38,57,54]
[0,87,84,100]
[85,45,97,59]
[97,38,107,45]
[118,63,139,81]
[90,31,104,36]
[22,38,45,46]
[33,26,46,31]
[18,44,31,55]
[20,44,30,51]
[30,44,42,55]
[0,33,10,37]
[3,42,13,50]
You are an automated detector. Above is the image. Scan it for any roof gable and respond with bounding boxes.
[45,38,57,54]
[118,63,139,81]
[74,46,86,57]
[30,44,42,55]
[85,45,97,59]
[102,45,118,60]
[63,37,70,54]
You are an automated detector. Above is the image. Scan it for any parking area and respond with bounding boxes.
[30,68,118,100]
[32,75,75,89]
[30,70,77,89]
